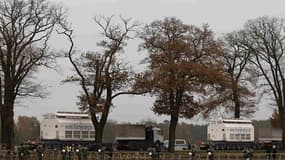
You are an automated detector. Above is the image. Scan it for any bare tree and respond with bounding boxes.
[136,17,227,152]
[59,16,139,148]
[241,16,285,147]
[0,0,63,149]
[220,31,257,118]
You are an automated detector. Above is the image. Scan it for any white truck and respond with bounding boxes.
[163,139,188,151]
[207,118,254,150]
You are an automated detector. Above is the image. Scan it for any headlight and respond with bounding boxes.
[62,149,66,153]
[148,152,152,156]
[208,152,212,156]
[189,152,192,156]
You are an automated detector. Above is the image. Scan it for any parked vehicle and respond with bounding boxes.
[41,112,285,151]
[163,139,188,151]
[115,124,163,151]
[207,118,254,150]
[40,111,95,149]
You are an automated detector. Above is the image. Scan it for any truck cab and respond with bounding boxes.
[149,127,164,143]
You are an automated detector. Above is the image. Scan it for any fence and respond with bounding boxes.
[1,149,285,160]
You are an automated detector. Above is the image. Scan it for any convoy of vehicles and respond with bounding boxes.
[40,112,167,150]
[39,112,283,151]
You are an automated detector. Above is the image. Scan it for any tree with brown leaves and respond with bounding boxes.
[240,16,285,147]
[60,16,139,148]
[0,0,64,149]
[15,116,40,144]
[136,17,227,152]
[270,109,281,128]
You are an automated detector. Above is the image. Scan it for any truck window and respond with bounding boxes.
[176,140,185,145]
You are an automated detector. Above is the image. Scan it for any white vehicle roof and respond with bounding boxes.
[56,118,92,123]
[222,119,252,123]
[56,111,89,117]
[223,123,254,128]
[42,111,90,120]
[210,118,252,124]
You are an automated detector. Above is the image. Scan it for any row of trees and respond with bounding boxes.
[60,17,228,152]
[0,0,284,152]
[61,16,285,152]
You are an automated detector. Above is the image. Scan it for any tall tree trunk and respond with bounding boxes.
[279,79,285,150]
[279,96,285,149]
[281,111,285,149]
[168,114,178,152]
[1,100,14,150]
[91,113,108,150]
[282,125,285,150]
[95,124,104,149]
[0,76,2,146]
[1,78,15,150]
[90,113,104,150]
[234,92,240,118]
[232,80,240,118]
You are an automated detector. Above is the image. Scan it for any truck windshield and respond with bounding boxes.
[176,140,185,145]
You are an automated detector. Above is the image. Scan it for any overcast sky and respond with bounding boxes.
[14,0,285,123]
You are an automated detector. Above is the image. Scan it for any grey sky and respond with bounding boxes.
[15,0,285,123]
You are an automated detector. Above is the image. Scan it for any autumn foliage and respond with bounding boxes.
[270,109,281,128]
[135,17,228,152]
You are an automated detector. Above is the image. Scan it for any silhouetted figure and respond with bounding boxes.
[243,148,253,160]
[189,147,196,160]
[207,146,214,160]
[271,145,277,160]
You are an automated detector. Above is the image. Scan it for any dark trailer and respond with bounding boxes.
[114,124,163,151]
